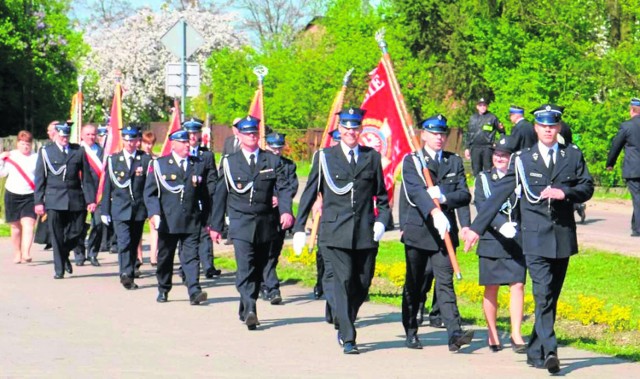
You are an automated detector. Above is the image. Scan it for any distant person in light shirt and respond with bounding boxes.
[0,131,38,263]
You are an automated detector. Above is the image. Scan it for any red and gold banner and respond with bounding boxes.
[359,61,413,205]
[96,82,124,203]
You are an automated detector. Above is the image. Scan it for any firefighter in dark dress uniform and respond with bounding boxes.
[209,116,295,331]
[101,126,152,290]
[292,107,391,354]
[463,104,594,374]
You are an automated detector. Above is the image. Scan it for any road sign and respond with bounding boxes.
[165,63,200,97]
[160,19,204,59]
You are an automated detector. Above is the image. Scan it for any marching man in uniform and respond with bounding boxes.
[101,126,152,290]
[399,114,473,351]
[210,116,295,331]
[463,104,594,374]
[292,107,391,354]
[259,131,299,305]
[34,122,97,279]
[144,129,212,305]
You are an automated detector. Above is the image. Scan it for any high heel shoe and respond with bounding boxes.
[489,344,503,352]
[22,257,32,263]
[510,337,527,354]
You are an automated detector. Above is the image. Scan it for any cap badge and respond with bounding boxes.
[545,105,551,111]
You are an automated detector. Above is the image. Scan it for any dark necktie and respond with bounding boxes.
[349,150,356,172]
[547,149,555,176]
[62,147,68,157]
[128,156,133,170]
[249,153,256,174]
[180,159,186,172]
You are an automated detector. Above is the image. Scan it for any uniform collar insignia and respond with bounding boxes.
[491,173,498,180]
[560,150,566,157]
[169,159,174,164]
[532,152,539,161]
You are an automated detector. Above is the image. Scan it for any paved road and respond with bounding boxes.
[1,235,639,377]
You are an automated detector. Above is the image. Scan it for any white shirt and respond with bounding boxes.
[537,142,558,168]
[424,146,442,162]
[55,142,68,155]
[340,141,359,164]
[122,149,136,169]
[242,148,260,165]
[0,150,37,194]
[171,151,188,171]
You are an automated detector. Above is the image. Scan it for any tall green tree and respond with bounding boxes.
[0,0,85,137]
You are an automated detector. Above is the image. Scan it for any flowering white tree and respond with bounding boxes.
[81,5,247,122]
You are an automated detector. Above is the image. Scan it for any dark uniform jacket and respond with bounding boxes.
[606,115,640,179]
[293,144,391,251]
[474,168,523,259]
[193,146,218,223]
[399,150,471,251]
[211,149,294,244]
[273,156,299,231]
[509,118,537,152]
[143,153,211,234]
[471,143,594,259]
[466,111,503,148]
[34,143,97,211]
[101,150,152,222]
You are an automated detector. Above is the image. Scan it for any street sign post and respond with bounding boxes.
[160,19,204,121]
[165,63,200,97]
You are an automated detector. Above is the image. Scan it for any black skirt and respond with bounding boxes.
[4,190,36,222]
[479,255,526,286]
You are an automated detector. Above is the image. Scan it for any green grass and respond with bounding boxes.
[215,241,640,361]
[0,224,10,237]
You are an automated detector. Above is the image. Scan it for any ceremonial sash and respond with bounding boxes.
[3,157,35,191]
[82,143,103,179]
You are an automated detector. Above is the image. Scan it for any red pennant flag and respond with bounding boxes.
[160,99,182,157]
[249,86,265,148]
[96,82,124,203]
[359,61,413,206]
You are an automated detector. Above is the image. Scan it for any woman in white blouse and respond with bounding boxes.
[0,131,38,263]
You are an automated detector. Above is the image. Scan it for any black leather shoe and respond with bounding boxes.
[120,273,134,288]
[54,274,64,279]
[44,243,52,250]
[205,267,221,278]
[544,353,561,374]
[134,269,141,278]
[259,288,268,300]
[124,283,138,290]
[510,337,527,354]
[89,257,101,267]
[245,311,258,330]
[527,356,545,368]
[156,292,168,303]
[190,291,208,305]
[405,335,423,349]
[313,284,323,300]
[268,291,282,305]
[448,329,475,352]
[76,260,85,267]
[64,260,73,274]
[343,342,359,354]
[632,231,640,237]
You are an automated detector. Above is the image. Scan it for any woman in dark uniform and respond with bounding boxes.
[471,136,527,353]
